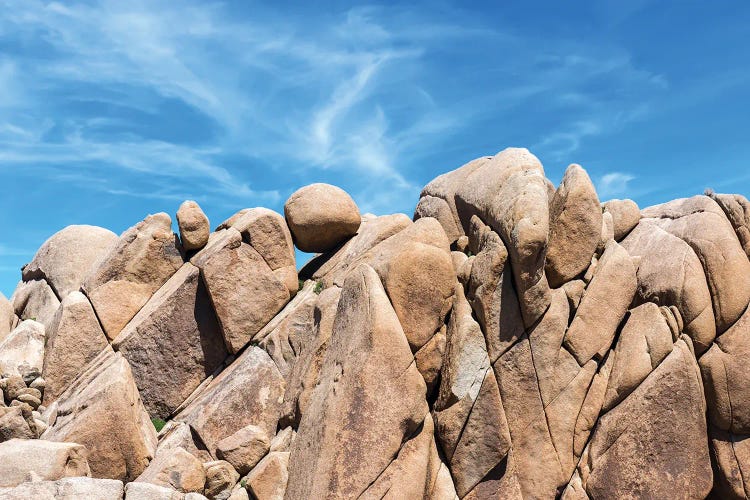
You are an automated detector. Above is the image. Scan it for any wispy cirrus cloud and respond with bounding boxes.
[597,172,636,200]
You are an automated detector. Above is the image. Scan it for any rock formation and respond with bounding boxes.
[0,152,748,499]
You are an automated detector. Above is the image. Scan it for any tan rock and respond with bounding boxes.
[449,370,512,497]
[11,279,59,327]
[413,195,462,243]
[455,148,551,326]
[710,193,750,258]
[113,263,227,419]
[0,406,34,441]
[573,354,613,459]
[136,447,206,493]
[175,346,284,456]
[82,213,184,340]
[579,338,712,498]
[231,208,296,272]
[564,241,637,365]
[203,460,239,499]
[602,303,673,412]
[495,337,566,498]
[622,221,716,352]
[0,477,123,500]
[177,201,210,251]
[603,199,640,241]
[382,241,454,352]
[191,229,289,353]
[124,482,184,500]
[216,424,270,475]
[434,284,489,461]
[42,292,108,405]
[22,225,118,299]
[430,463,459,500]
[0,439,90,487]
[245,451,289,500]
[0,293,15,343]
[700,304,750,433]
[279,286,340,427]
[598,210,614,253]
[414,326,445,395]
[561,279,586,312]
[215,209,251,232]
[301,214,411,286]
[269,427,295,453]
[0,320,45,378]
[285,265,428,499]
[465,216,524,363]
[642,195,750,333]
[42,348,157,481]
[153,421,213,464]
[709,426,750,498]
[359,413,442,499]
[546,164,602,287]
[284,183,361,253]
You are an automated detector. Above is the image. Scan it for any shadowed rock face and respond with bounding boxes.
[3,146,749,499]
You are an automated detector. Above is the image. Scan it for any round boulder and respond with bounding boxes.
[176,200,210,251]
[284,183,361,253]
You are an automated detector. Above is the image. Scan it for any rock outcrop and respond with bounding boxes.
[2,148,748,499]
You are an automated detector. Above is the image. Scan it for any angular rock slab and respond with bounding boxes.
[191,228,289,353]
[22,224,118,299]
[135,446,206,493]
[700,303,750,433]
[0,438,90,487]
[42,348,157,482]
[578,338,712,499]
[546,164,602,287]
[710,193,750,258]
[622,220,716,352]
[82,213,184,340]
[175,345,284,457]
[11,279,59,327]
[0,477,124,500]
[42,291,109,405]
[455,148,551,327]
[285,265,428,500]
[113,263,228,419]
[642,195,750,333]
[0,319,45,378]
[564,240,637,365]
[710,426,750,498]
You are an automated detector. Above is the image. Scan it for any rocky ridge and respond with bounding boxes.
[1,147,749,499]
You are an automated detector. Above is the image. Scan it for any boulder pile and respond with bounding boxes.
[1,147,749,499]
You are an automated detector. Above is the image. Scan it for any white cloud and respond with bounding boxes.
[597,172,636,200]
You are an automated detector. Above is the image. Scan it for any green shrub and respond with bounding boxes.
[314,281,324,294]
[151,418,167,432]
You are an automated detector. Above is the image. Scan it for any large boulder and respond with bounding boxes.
[175,346,285,457]
[113,263,228,419]
[0,477,123,500]
[231,208,297,297]
[135,447,206,493]
[11,279,59,327]
[244,451,290,500]
[191,229,289,353]
[0,320,45,378]
[284,183,361,253]
[0,293,14,342]
[642,196,750,333]
[577,338,712,498]
[21,225,118,299]
[42,348,157,482]
[455,148,551,327]
[0,439,90,487]
[82,213,184,340]
[285,265,428,499]
[564,241,637,365]
[0,407,35,441]
[700,304,750,433]
[545,164,602,287]
[603,199,640,241]
[42,292,109,405]
[710,193,750,258]
[622,221,716,352]
[177,201,210,251]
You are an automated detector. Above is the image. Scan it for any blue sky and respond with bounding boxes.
[1,1,749,297]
